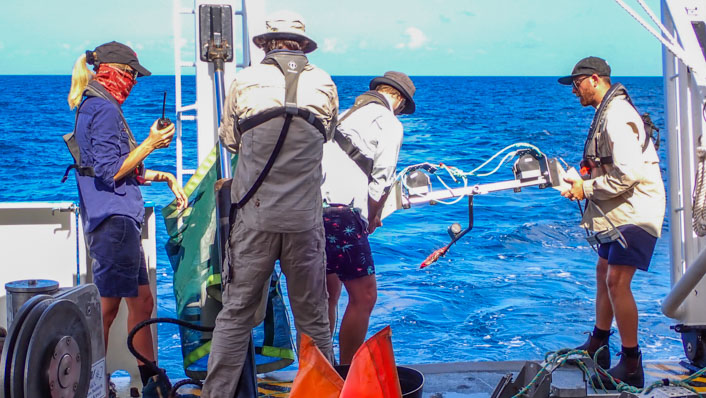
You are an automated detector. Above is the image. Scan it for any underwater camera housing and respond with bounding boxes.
[511,149,562,192]
[406,170,431,196]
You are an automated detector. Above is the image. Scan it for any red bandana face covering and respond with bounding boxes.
[93,64,136,104]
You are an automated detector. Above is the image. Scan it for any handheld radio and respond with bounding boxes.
[157,91,171,129]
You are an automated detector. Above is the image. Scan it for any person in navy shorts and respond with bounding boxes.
[67,41,187,394]
[558,56,665,388]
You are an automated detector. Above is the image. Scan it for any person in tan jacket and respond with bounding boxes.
[558,56,665,388]
[202,10,338,397]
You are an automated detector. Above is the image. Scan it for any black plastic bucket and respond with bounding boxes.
[334,365,424,398]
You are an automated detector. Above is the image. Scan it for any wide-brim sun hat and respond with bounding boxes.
[558,56,611,85]
[252,10,317,53]
[90,41,151,77]
[369,71,416,114]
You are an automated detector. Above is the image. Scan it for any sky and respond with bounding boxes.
[0,0,665,76]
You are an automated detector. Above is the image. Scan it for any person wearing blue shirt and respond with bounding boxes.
[66,41,187,396]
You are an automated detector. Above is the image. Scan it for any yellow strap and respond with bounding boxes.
[184,340,211,369]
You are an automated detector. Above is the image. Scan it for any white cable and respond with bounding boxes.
[465,143,542,176]
[433,174,468,205]
[475,151,519,177]
[396,142,544,205]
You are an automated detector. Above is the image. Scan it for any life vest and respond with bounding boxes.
[333,91,391,179]
[61,81,141,182]
[232,50,329,209]
[581,83,659,172]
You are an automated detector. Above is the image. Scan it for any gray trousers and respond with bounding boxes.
[202,215,333,397]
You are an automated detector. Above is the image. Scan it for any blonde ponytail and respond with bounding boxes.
[67,53,94,109]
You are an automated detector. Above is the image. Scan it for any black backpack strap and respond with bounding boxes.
[263,52,307,114]
[338,91,390,124]
[330,91,390,179]
[333,129,374,178]
[640,112,660,151]
[234,113,294,209]
[61,97,93,182]
[238,107,327,139]
[85,81,139,150]
[63,82,143,182]
[612,86,660,153]
[235,51,328,140]
[232,50,329,210]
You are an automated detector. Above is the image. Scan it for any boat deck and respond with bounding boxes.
[112,359,705,397]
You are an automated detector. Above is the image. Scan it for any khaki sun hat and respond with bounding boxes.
[252,10,317,53]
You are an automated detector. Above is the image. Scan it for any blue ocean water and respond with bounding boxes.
[0,75,679,381]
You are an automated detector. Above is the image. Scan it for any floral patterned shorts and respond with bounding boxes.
[323,205,375,281]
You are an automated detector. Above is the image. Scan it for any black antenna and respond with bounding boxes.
[158,91,171,129]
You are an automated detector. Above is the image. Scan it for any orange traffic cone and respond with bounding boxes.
[289,334,344,398]
[340,326,402,398]
[290,327,403,398]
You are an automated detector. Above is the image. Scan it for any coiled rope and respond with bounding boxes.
[693,147,706,236]
[512,347,706,397]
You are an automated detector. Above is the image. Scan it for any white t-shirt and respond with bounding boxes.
[321,101,404,225]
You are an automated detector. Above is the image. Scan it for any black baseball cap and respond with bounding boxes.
[557,56,610,85]
[91,41,151,77]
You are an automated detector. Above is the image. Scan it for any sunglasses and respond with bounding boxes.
[124,67,138,80]
[572,75,589,90]
[110,65,138,80]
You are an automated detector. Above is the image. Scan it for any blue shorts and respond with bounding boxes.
[597,225,657,271]
[323,205,374,282]
[86,215,148,297]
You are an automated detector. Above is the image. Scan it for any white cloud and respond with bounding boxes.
[124,41,144,51]
[322,38,346,54]
[358,40,368,50]
[396,27,429,50]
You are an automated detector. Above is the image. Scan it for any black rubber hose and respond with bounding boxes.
[169,378,204,398]
[126,317,216,395]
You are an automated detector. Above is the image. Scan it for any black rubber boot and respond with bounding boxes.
[575,332,611,370]
[591,352,644,389]
[142,371,171,398]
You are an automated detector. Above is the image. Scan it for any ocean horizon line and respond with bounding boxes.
[0,74,663,78]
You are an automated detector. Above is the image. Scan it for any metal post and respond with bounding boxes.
[662,246,706,319]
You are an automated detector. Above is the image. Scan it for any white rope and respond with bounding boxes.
[636,0,678,44]
[432,174,468,205]
[692,148,706,236]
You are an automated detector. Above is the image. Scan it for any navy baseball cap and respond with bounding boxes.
[91,41,151,77]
